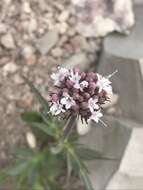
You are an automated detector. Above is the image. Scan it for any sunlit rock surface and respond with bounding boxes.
[72,0,135,37]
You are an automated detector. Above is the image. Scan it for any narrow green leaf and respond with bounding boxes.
[66,153,73,183]
[23,77,49,112]
[34,181,44,190]
[6,161,29,176]
[15,148,33,159]
[79,170,93,190]
[77,147,102,161]
[30,122,56,137]
[21,111,43,123]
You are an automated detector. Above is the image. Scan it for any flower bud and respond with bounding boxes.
[72,88,79,93]
[85,76,93,82]
[73,93,80,100]
[78,96,84,102]
[89,82,96,90]
[88,89,95,96]
[74,68,80,73]
[81,72,86,79]
[71,104,79,112]
[80,109,88,117]
[63,88,69,93]
[83,92,90,100]
[66,79,74,88]
[81,102,88,110]
[51,93,59,102]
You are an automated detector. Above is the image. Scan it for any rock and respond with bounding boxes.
[22,45,35,59]
[97,5,143,124]
[63,53,90,70]
[58,10,70,22]
[72,0,135,37]
[119,128,143,177]
[35,30,59,55]
[13,74,24,85]
[106,128,143,189]
[51,47,63,57]
[1,34,15,49]
[59,22,69,34]
[0,23,7,34]
[26,132,37,149]
[22,45,36,65]
[77,119,91,135]
[3,62,18,75]
[22,2,31,14]
[106,173,143,190]
[16,93,33,109]
[135,0,143,4]
[71,35,89,52]
[28,17,37,33]
[57,35,68,46]
[79,116,131,189]
[67,28,76,37]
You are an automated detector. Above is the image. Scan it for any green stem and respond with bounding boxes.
[63,116,77,140]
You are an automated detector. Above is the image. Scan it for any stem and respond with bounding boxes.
[63,116,77,140]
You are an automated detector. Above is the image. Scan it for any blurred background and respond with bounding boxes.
[0,0,143,189]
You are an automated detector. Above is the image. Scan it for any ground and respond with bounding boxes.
[0,0,102,168]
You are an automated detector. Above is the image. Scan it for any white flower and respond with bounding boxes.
[80,81,88,91]
[88,97,99,112]
[96,74,112,94]
[61,93,76,109]
[51,67,69,86]
[50,102,65,115]
[88,110,103,123]
[69,70,81,89]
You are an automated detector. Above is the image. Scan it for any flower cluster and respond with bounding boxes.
[49,67,114,125]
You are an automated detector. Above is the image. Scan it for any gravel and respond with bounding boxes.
[0,0,102,167]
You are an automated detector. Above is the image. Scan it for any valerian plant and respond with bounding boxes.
[0,67,116,190]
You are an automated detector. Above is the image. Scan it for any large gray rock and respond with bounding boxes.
[79,117,131,189]
[97,5,143,124]
[106,173,143,190]
[72,0,134,37]
[106,127,143,189]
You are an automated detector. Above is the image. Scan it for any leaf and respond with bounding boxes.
[21,111,43,124]
[79,170,93,190]
[67,147,93,190]
[30,122,56,137]
[15,148,33,159]
[66,152,73,183]
[23,77,49,113]
[6,161,29,176]
[0,173,7,185]
[77,147,102,161]
[34,181,44,190]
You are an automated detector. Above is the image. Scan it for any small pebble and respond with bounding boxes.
[51,47,63,57]
[3,62,18,75]
[1,34,15,49]
[58,11,70,22]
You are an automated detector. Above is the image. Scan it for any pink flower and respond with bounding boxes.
[49,67,115,124]
[96,74,112,94]
[60,93,76,109]
[88,110,103,123]
[50,102,65,116]
[88,97,99,112]
[51,67,69,86]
